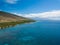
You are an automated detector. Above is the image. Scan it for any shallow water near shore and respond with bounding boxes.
[0,21,60,45]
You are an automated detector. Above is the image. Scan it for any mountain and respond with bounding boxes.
[0,11,35,23]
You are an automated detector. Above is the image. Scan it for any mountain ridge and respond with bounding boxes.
[0,11,35,23]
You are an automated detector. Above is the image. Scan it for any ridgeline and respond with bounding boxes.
[0,11,35,23]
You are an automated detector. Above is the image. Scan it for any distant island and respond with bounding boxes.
[0,11,35,29]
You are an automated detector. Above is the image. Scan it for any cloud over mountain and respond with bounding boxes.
[24,10,60,20]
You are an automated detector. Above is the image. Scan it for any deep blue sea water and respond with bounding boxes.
[0,21,60,45]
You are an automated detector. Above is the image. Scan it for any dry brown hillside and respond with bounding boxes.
[0,11,34,23]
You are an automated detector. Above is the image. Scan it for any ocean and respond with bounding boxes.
[0,21,60,45]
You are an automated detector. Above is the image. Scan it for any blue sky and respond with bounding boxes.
[0,0,60,20]
[0,0,60,14]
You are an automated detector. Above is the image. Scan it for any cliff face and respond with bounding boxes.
[0,11,32,23]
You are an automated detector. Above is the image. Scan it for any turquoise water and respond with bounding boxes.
[0,21,60,45]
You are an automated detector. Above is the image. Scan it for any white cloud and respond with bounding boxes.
[24,10,60,20]
[13,13,23,16]
[5,0,18,4]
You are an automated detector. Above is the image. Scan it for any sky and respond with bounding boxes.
[0,0,60,20]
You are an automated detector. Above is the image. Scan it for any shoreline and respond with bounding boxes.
[0,20,35,29]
